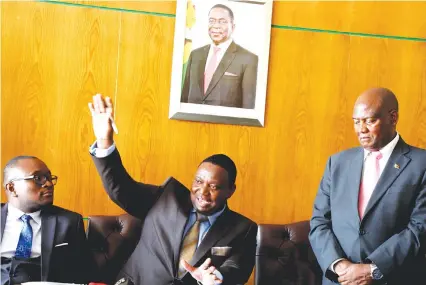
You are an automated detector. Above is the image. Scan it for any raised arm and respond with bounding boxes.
[88,94,161,218]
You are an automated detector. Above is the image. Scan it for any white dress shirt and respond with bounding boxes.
[362,133,400,178]
[1,204,42,258]
[204,38,233,73]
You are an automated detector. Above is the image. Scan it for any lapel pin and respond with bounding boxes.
[394,163,400,169]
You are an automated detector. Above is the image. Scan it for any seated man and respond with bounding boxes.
[88,94,257,285]
[0,156,97,285]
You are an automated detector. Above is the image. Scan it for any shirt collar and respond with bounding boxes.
[363,132,400,158]
[191,204,227,225]
[8,203,42,225]
[210,38,233,53]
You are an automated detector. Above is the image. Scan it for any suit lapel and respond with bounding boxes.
[204,42,237,98]
[1,204,8,242]
[189,208,234,266]
[173,188,194,273]
[347,149,364,221]
[363,139,411,219]
[198,46,209,96]
[41,209,57,281]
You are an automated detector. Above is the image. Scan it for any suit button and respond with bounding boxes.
[359,229,366,235]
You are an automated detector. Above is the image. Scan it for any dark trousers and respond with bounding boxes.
[1,256,41,285]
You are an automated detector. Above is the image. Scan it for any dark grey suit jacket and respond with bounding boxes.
[309,138,426,285]
[181,41,258,109]
[0,203,96,283]
[92,149,257,285]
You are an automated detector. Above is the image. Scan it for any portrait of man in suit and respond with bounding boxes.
[88,94,258,285]
[309,87,426,285]
[181,3,259,109]
[0,156,96,285]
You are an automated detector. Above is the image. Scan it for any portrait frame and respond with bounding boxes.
[169,0,273,127]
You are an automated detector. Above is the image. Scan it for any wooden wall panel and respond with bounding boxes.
[57,1,426,38]
[1,4,426,285]
[1,1,123,216]
[272,1,426,38]
[71,0,177,15]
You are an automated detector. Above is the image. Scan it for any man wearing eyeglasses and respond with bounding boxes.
[0,156,97,285]
[181,3,258,109]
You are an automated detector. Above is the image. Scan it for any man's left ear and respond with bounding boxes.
[6,183,17,197]
[227,184,236,198]
[390,110,399,125]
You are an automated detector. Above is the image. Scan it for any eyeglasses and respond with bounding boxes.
[208,18,229,25]
[8,175,58,186]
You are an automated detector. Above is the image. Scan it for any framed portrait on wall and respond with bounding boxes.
[169,0,273,127]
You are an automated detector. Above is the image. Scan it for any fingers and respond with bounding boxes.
[181,259,195,274]
[88,103,95,115]
[200,258,212,270]
[95,94,106,113]
[91,94,113,114]
[206,266,216,274]
[201,266,222,285]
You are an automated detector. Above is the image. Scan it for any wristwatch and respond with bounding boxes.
[370,263,384,280]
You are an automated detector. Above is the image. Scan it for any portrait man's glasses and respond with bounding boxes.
[8,175,58,186]
[208,18,229,25]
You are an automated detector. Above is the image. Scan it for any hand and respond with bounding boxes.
[334,259,352,275]
[181,258,223,285]
[337,264,373,285]
[88,94,114,149]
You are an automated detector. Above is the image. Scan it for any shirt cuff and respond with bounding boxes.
[330,258,346,273]
[89,141,116,158]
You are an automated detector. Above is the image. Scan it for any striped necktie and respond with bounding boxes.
[178,213,208,277]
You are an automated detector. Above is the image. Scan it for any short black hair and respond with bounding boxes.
[209,4,234,22]
[3,155,38,187]
[201,154,237,186]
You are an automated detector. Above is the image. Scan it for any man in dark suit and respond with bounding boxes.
[88,94,257,285]
[1,156,96,285]
[309,87,426,285]
[181,4,258,109]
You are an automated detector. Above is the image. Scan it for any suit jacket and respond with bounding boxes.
[0,203,96,283]
[181,41,258,109]
[309,138,426,285]
[92,149,257,285]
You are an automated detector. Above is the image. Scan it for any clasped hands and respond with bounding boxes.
[335,259,372,285]
[181,258,223,285]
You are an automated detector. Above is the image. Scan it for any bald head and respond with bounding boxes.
[3,156,38,187]
[355,87,398,114]
[353,87,399,151]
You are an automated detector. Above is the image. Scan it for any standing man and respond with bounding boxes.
[1,156,96,284]
[181,4,258,109]
[88,94,257,285]
[309,87,426,285]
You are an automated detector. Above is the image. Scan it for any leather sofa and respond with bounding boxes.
[86,214,142,284]
[86,215,322,285]
[255,221,322,285]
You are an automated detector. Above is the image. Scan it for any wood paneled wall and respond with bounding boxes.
[2,1,426,224]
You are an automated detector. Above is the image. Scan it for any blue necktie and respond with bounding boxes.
[15,214,33,258]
